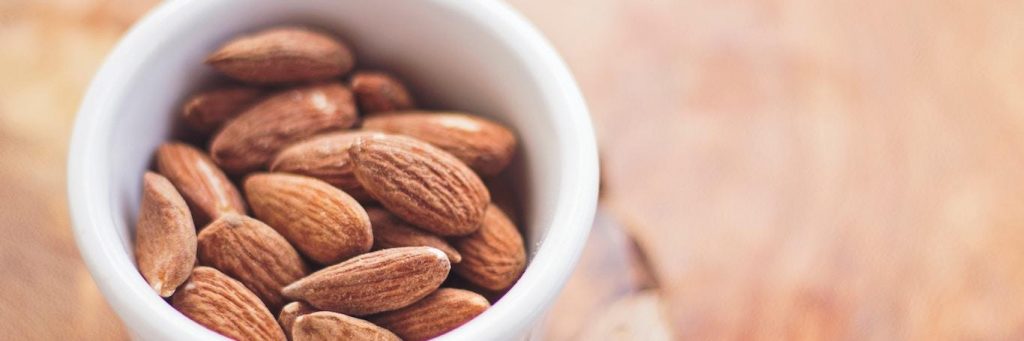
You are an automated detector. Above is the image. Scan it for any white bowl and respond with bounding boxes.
[67,0,598,340]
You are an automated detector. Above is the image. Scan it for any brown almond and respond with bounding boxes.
[367,207,461,263]
[440,272,505,304]
[279,302,317,339]
[172,267,286,341]
[197,213,308,311]
[282,247,450,316]
[206,27,355,84]
[350,71,415,113]
[244,173,372,264]
[270,131,382,202]
[371,288,490,341]
[453,206,526,291]
[349,134,490,236]
[134,172,197,297]
[182,86,264,134]
[292,312,400,341]
[362,112,517,176]
[486,177,521,226]
[156,142,246,227]
[210,82,358,174]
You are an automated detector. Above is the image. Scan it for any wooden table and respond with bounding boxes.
[5,0,1024,339]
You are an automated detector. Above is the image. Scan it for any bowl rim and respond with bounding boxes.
[67,0,599,339]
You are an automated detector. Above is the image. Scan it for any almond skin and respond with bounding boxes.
[279,302,317,338]
[207,27,355,84]
[210,82,358,174]
[486,177,521,226]
[453,205,527,291]
[245,173,372,265]
[367,207,461,263]
[371,288,490,341]
[292,312,400,341]
[350,71,415,113]
[282,247,450,316]
[182,86,264,134]
[156,142,246,227]
[440,273,505,304]
[134,172,197,297]
[198,213,309,312]
[172,267,286,341]
[362,112,517,176]
[349,134,490,236]
[270,131,382,202]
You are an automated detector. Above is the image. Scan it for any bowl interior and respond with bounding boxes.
[111,1,563,254]
[75,0,595,339]
[112,0,561,247]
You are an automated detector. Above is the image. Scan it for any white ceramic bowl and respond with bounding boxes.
[68,0,598,340]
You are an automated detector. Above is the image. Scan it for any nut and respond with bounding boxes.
[270,131,382,202]
[371,288,490,341]
[182,86,264,134]
[156,142,246,227]
[279,302,317,338]
[197,213,309,311]
[210,82,358,174]
[292,312,400,341]
[350,134,490,236]
[172,267,286,341]
[362,112,517,176]
[134,172,197,297]
[207,27,355,84]
[350,71,415,113]
[452,206,526,291]
[486,177,521,226]
[367,207,461,263]
[244,173,372,265]
[282,247,450,316]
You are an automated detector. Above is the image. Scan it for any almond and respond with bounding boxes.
[156,142,246,227]
[245,173,372,264]
[210,82,358,174]
[362,112,517,176]
[207,27,355,84]
[198,213,309,312]
[134,172,197,297]
[172,266,286,341]
[182,86,264,134]
[270,131,382,202]
[367,207,461,263]
[486,177,521,226]
[440,273,505,304]
[349,134,490,236]
[453,206,526,291]
[279,302,317,339]
[282,247,450,316]
[350,71,415,113]
[371,288,490,341]
[292,312,400,341]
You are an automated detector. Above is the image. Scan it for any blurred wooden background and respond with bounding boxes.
[5,0,1024,339]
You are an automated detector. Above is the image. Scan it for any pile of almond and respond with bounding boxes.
[133,26,526,341]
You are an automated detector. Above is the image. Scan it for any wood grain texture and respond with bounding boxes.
[6,0,1024,339]
[0,1,159,339]
[510,0,1024,339]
